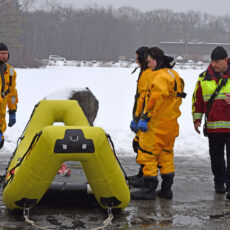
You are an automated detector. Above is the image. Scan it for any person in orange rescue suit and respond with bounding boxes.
[131,47,186,200]
[192,46,230,199]
[0,42,18,149]
[128,46,153,184]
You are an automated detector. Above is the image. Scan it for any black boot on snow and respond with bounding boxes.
[131,176,158,200]
[215,182,225,194]
[157,173,174,199]
[127,165,143,181]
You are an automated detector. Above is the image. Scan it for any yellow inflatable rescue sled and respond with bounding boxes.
[3,100,130,210]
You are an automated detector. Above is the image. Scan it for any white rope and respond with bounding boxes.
[90,207,113,230]
[23,206,113,230]
[23,207,50,230]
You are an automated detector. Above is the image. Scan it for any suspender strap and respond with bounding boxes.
[0,73,5,98]
[206,78,228,119]
[9,75,12,87]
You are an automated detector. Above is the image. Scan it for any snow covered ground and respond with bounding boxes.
[1,66,209,157]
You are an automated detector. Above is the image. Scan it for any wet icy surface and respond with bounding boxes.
[1,154,230,229]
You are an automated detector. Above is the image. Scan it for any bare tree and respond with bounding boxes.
[4,4,230,66]
[0,0,22,46]
[19,0,35,12]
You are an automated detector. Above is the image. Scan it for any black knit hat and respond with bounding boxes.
[0,42,8,51]
[211,46,228,60]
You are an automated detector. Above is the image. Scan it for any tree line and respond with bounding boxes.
[1,0,230,67]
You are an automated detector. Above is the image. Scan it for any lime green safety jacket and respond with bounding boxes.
[192,59,230,133]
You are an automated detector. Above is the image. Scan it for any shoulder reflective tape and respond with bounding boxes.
[167,70,177,91]
[167,70,175,79]
[9,67,14,76]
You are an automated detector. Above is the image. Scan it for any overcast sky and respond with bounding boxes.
[36,0,230,16]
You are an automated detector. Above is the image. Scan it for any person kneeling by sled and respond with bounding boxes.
[131,47,186,200]
[0,42,18,149]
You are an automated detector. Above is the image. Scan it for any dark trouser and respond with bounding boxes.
[208,133,230,185]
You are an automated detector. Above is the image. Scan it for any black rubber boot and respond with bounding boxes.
[127,165,143,181]
[226,184,230,199]
[215,182,225,194]
[131,176,158,200]
[157,173,174,199]
[129,177,143,187]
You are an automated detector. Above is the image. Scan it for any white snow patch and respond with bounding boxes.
[44,87,86,100]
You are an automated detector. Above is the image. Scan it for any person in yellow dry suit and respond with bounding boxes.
[0,42,18,149]
[128,46,153,183]
[131,47,186,200]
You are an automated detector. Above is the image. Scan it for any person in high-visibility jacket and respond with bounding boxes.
[131,47,186,200]
[0,42,18,149]
[192,46,230,199]
[128,47,153,183]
